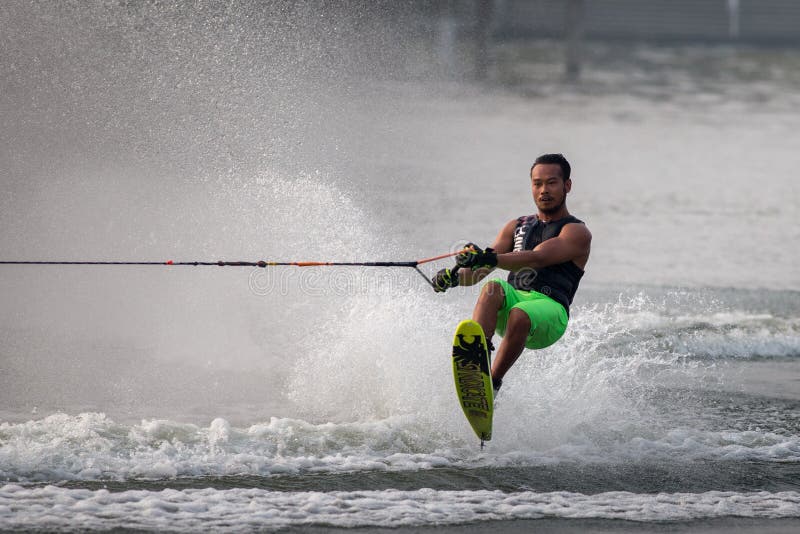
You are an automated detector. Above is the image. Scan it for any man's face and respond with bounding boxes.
[531,163,571,214]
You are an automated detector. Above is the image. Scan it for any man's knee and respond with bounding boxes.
[506,308,532,336]
[477,281,505,308]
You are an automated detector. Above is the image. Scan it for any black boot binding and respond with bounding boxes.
[487,340,502,396]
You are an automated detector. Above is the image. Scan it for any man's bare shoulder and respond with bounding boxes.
[562,221,592,260]
[560,222,592,245]
[563,220,592,240]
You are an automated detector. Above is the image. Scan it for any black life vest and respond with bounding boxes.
[506,214,585,314]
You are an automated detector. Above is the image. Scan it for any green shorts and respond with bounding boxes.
[490,278,569,350]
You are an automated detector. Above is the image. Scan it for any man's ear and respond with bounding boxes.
[564,178,572,193]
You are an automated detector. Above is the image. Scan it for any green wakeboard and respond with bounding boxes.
[452,319,494,446]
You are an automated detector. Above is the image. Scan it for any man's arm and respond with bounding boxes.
[496,223,591,271]
[458,219,518,286]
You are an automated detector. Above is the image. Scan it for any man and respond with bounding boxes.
[432,153,591,394]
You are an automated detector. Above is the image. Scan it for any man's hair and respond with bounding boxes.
[531,153,571,182]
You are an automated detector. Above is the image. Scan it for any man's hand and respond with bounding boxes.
[456,243,498,270]
[432,267,459,293]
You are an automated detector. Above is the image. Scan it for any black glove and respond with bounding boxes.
[432,267,459,293]
[456,243,498,270]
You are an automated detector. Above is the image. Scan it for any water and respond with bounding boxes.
[2,2,800,532]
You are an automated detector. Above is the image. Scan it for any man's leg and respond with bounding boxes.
[472,281,504,339]
[493,296,568,384]
[490,308,530,383]
[471,281,531,385]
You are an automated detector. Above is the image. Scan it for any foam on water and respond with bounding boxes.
[581,293,800,361]
[1,407,798,484]
[2,286,799,484]
[1,485,798,531]
[283,287,793,447]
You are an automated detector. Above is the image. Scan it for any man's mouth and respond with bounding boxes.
[539,197,553,202]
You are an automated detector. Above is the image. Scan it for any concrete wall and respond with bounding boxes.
[492,0,800,44]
